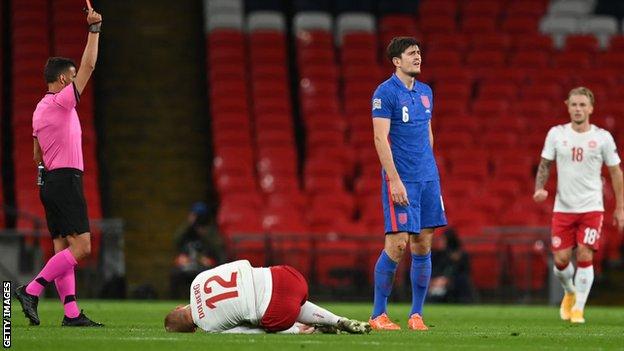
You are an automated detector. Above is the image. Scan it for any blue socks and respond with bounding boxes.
[410,252,431,317]
[371,250,398,318]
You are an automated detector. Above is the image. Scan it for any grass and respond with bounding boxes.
[9,300,624,351]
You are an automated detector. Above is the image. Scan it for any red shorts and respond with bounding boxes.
[551,212,604,251]
[260,265,308,332]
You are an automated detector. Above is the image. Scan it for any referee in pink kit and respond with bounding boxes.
[14,4,103,327]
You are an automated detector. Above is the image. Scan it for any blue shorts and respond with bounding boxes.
[381,179,447,234]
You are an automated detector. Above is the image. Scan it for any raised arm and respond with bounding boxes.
[533,158,553,202]
[608,165,624,232]
[74,6,102,94]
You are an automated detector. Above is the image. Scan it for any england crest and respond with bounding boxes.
[398,212,408,225]
[420,95,430,109]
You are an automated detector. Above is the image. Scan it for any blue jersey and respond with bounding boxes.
[371,74,439,182]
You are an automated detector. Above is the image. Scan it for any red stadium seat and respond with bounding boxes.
[521,83,563,101]
[426,33,470,52]
[309,192,356,219]
[450,158,489,181]
[215,174,257,194]
[509,51,549,68]
[608,35,624,52]
[419,0,458,17]
[470,33,511,51]
[471,98,510,117]
[419,15,457,35]
[505,0,548,17]
[462,0,503,17]
[596,52,624,69]
[512,33,553,53]
[464,242,503,290]
[461,16,497,34]
[478,82,518,100]
[552,51,592,70]
[465,50,506,68]
[434,131,474,149]
[564,34,600,52]
[305,176,344,195]
[501,16,540,35]
[425,49,463,67]
[509,241,548,291]
[479,131,519,149]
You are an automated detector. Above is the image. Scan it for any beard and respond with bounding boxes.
[407,70,419,78]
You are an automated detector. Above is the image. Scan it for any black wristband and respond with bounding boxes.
[88,22,102,33]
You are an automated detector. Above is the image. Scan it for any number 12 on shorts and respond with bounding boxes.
[583,227,599,245]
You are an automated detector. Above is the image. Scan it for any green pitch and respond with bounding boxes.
[9,300,624,350]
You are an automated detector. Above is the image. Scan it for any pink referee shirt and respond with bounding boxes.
[32,83,83,171]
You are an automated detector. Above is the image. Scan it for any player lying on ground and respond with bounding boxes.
[164,260,371,334]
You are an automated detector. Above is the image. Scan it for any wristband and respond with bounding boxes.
[88,21,102,33]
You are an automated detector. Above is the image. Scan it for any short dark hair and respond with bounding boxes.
[44,57,76,83]
[386,37,420,62]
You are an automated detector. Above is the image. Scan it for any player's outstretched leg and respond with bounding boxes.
[336,318,372,334]
[553,262,576,320]
[297,301,369,334]
[62,310,104,327]
[14,285,40,326]
[571,260,594,324]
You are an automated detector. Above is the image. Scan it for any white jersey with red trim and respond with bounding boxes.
[189,260,272,332]
[541,123,621,213]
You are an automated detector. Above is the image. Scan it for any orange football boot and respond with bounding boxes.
[369,313,401,330]
[408,313,429,331]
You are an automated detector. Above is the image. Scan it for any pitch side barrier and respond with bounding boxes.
[227,228,554,303]
[0,206,124,299]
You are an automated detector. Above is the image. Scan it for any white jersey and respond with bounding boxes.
[189,260,272,333]
[541,123,620,213]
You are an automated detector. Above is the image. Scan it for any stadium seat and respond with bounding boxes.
[461,16,497,34]
[548,0,593,17]
[425,49,462,68]
[293,11,333,33]
[470,33,511,51]
[509,241,548,291]
[418,0,458,18]
[502,16,540,35]
[462,0,503,18]
[539,16,579,48]
[464,242,503,290]
[335,12,375,43]
[247,11,285,31]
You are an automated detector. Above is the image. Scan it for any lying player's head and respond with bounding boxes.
[386,37,421,77]
[44,57,77,87]
[565,87,594,125]
[164,305,197,333]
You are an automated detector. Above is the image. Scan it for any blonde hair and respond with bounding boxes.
[164,308,196,333]
[566,87,595,106]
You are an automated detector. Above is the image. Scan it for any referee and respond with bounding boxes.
[14,5,103,327]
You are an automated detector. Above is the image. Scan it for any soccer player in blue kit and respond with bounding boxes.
[369,37,447,331]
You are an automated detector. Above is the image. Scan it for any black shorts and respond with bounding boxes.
[39,168,90,238]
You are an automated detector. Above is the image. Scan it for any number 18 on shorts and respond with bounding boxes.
[551,212,603,251]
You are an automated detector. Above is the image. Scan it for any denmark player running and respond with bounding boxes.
[533,87,624,323]
[164,260,371,334]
